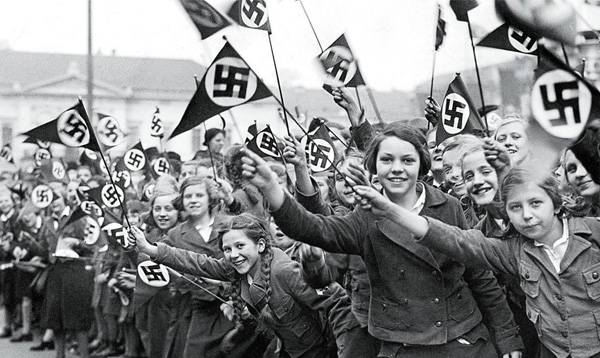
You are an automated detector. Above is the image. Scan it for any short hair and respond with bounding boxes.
[493,115,528,139]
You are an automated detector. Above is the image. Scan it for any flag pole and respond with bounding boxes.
[78,98,132,228]
[324,125,349,149]
[466,13,489,136]
[428,51,438,130]
[354,87,363,110]
[267,33,291,136]
[582,58,586,79]
[298,0,323,52]
[194,75,219,182]
[561,44,571,67]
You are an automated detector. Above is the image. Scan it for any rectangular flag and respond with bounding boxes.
[170,42,273,138]
[436,74,485,144]
[246,125,284,163]
[228,0,271,33]
[317,33,365,88]
[22,99,101,152]
[179,0,231,39]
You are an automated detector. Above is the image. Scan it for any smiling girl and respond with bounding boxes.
[354,167,600,358]
[240,122,523,358]
[562,149,600,217]
[129,213,353,358]
[494,117,531,166]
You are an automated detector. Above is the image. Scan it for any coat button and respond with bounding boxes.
[399,270,405,277]
[561,331,568,338]
[560,314,567,321]
[403,298,409,304]
[525,272,530,279]
[593,272,599,280]
[555,294,563,301]
[435,321,442,327]
[432,270,437,276]
[433,298,440,304]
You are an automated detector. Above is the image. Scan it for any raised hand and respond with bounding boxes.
[128,226,157,257]
[332,87,363,127]
[215,178,235,205]
[241,148,278,189]
[282,135,307,168]
[346,162,371,187]
[482,137,511,174]
[353,185,396,218]
[299,243,323,262]
[424,97,440,126]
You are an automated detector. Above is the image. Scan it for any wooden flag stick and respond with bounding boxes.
[561,44,571,67]
[298,0,324,52]
[267,33,292,136]
[466,14,489,136]
[354,87,363,110]
[365,87,384,125]
[582,58,586,79]
[428,51,438,130]
[194,75,219,182]
[324,125,349,149]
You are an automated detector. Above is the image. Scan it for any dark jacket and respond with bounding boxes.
[272,184,520,351]
[153,245,354,358]
[421,216,600,358]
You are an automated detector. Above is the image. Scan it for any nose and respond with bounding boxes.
[574,165,589,180]
[230,249,239,259]
[522,205,533,220]
[391,159,404,174]
[450,166,462,182]
[472,172,485,185]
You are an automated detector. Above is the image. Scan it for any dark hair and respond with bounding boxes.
[215,213,274,327]
[224,145,245,189]
[204,128,225,146]
[172,176,220,214]
[364,122,431,177]
[500,167,563,216]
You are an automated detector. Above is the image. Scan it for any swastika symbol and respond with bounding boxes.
[36,190,50,203]
[104,121,119,142]
[510,31,535,50]
[58,110,89,146]
[540,81,581,127]
[32,184,53,208]
[125,149,146,171]
[242,0,267,26]
[182,0,225,28]
[213,64,250,99]
[323,51,350,83]
[101,185,123,208]
[309,142,331,169]
[508,27,537,53]
[154,158,170,176]
[151,115,163,137]
[53,162,65,179]
[141,264,167,282]
[127,152,144,168]
[444,98,466,129]
[259,133,278,156]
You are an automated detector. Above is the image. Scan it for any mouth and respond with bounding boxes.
[578,179,592,188]
[387,177,407,184]
[472,186,493,196]
[522,224,539,231]
[507,148,517,154]
[231,259,246,267]
[432,154,442,162]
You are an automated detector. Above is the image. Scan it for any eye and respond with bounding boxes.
[379,156,392,163]
[512,134,521,140]
[530,200,543,207]
[444,167,452,174]
[566,164,576,174]
[497,135,506,143]
[223,247,231,253]
[463,172,474,181]
[508,204,521,212]
[403,158,416,164]
[236,244,245,250]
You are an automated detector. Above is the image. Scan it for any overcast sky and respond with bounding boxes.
[0,0,522,91]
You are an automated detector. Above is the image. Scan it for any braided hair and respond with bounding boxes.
[216,213,275,327]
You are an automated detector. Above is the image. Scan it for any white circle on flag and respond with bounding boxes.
[137,261,170,287]
[153,157,170,176]
[441,93,470,135]
[205,57,258,107]
[300,137,335,173]
[102,222,129,249]
[52,161,66,180]
[181,0,226,29]
[319,46,358,87]
[112,170,131,188]
[34,149,52,167]
[255,131,279,157]
[144,184,155,200]
[124,149,146,172]
[36,140,51,149]
[531,69,591,139]
[507,27,537,53]
[84,216,100,245]
[84,149,98,160]
[57,109,91,147]
[31,185,53,209]
[97,116,124,147]
[80,201,103,217]
[101,184,125,208]
[240,0,269,28]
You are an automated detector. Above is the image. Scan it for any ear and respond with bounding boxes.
[257,238,266,253]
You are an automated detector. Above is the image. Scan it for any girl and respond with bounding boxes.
[354,167,600,358]
[562,149,600,217]
[494,116,531,166]
[133,175,179,358]
[241,122,522,358]
[129,213,353,358]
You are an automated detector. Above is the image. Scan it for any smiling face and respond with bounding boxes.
[505,182,562,242]
[314,176,330,202]
[0,193,14,214]
[443,147,466,197]
[495,121,529,165]
[426,130,444,174]
[222,229,264,276]
[209,133,225,154]
[564,150,600,198]
[270,221,295,251]
[462,150,499,206]
[334,158,360,207]
[152,194,179,231]
[376,137,420,201]
[182,184,210,219]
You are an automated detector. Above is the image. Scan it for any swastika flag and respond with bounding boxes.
[38,158,69,184]
[246,125,284,163]
[530,46,600,140]
[227,0,271,33]
[179,0,231,40]
[119,142,149,173]
[150,108,164,138]
[22,99,101,152]
[436,74,485,144]
[170,42,273,138]
[477,23,538,55]
[317,34,365,88]
[101,211,129,249]
[300,124,338,173]
[96,113,125,148]
[435,4,446,51]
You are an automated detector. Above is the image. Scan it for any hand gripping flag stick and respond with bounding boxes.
[165,266,233,307]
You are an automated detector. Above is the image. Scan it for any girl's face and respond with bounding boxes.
[505,182,561,241]
[462,150,499,206]
[495,122,529,165]
[335,159,359,207]
[222,229,264,276]
[443,147,467,196]
[153,194,178,230]
[209,133,225,153]
[376,137,420,200]
[564,150,600,198]
[314,176,330,202]
[183,184,210,218]
[426,131,444,174]
[270,221,295,251]
[0,194,14,214]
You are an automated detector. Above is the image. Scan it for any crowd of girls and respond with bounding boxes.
[1,85,599,358]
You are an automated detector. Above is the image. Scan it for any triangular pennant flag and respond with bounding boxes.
[245,122,258,144]
[96,113,125,148]
[301,124,338,173]
[170,42,273,138]
[22,100,100,152]
[246,125,284,163]
[61,199,104,231]
[449,0,479,22]
[34,148,52,167]
[150,107,164,138]
[88,183,127,210]
[121,142,149,173]
[477,23,538,55]
[435,4,446,51]
[495,0,577,44]
[530,46,600,140]
[38,158,68,184]
[101,211,130,249]
[227,0,271,33]
[30,184,54,209]
[179,0,231,40]
[436,74,485,144]
[317,34,365,88]
[150,154,172,179]
[0,144,14,164]
[79,149,104,175]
